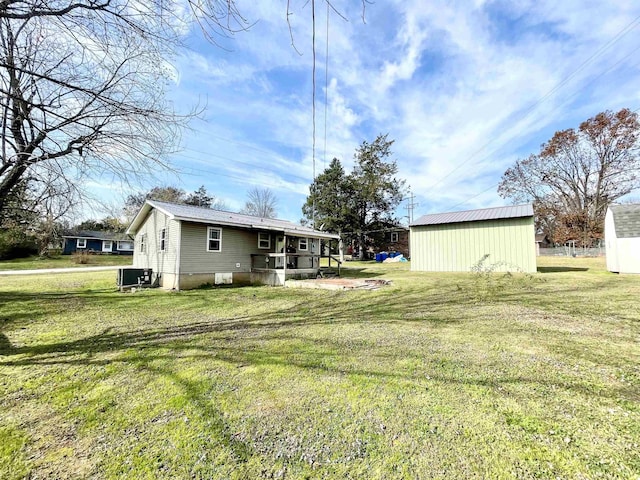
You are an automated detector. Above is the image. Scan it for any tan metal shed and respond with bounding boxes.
[410,204,536,273]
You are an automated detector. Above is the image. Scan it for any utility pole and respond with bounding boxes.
[404,187,418,261]
[404,188,418,225]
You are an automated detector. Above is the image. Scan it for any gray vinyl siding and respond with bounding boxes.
[132,209,180,274]
[410,217,536,273]
[180,222,277,274]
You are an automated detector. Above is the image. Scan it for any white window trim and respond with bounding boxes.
[77,238,87,249]
[102,240,113,252]
[390,232,399,243]
[117,240,134,251]
[298,237,308,251]
[140,234,146,253]
[207,227,222,252]
[258,232,271,249]
[159,228,166,252]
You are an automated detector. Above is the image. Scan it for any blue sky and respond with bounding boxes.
[95,0,640,224]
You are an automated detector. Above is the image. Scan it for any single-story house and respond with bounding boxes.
[126,200,340,289]
[605,203,640,274]
[535,233,552,256]
[62,231,134,255]
[410,204,536,273]
[376,225,410,258]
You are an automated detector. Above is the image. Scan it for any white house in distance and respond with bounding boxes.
[410,204,536,273]
[605,203,640,274]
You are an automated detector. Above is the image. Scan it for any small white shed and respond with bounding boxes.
[605,203,640,274]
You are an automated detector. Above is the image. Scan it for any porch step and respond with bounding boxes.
[318,268,339,278]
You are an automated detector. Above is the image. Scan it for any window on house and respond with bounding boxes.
[77,238,87,249]
[298,237,308,251]
[390,232,399,243]
[117,241,134,251]
[207,227,222,252]
[140,234,146,253]
[258,232,271,249]
[159,228,166,252]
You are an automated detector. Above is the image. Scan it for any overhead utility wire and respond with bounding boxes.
[323,0,330,171]
[177,147,310,182]
[447,48,640,212]
[311,0,317,228]
[425,12,640,193]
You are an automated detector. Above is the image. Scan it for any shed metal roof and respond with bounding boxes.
[127,200,340,240]
[411,204,533,227]
[609,203,640,238]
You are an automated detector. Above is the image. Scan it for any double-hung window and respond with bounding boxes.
[390,232,399,243]
[159,228,166,252]
[258,233,271,249]
[298,237,308,251]
[77,238,87,249]
[207,227,222,252]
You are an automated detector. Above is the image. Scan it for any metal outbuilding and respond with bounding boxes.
[410,204,536,273]
[605,203,640,274]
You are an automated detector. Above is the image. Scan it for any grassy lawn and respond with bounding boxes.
[0,254,133,271]
[0,257,638,479]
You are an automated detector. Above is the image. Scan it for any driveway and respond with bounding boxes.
[0,266,121,276]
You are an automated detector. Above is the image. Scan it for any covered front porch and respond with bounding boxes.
[249,230,341,286]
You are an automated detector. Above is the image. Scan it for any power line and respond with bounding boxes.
[424,12,640,193]
[176,147,310,182]
[323,0,330,171]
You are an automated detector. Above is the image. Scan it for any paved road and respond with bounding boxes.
[0,266,121,276]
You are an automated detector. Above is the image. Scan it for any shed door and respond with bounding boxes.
[102,240,113,253]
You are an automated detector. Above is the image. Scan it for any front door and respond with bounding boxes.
[275,236,284,268]
[102,240,113,253]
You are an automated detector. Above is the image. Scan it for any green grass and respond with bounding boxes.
[0,257,638,479]
[0,254,132,271]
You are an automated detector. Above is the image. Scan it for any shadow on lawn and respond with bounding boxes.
[537,267,589,273]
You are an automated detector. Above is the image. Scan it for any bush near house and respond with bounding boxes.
[0,258,638,479]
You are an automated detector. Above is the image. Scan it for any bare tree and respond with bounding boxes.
[0,1,248,216]
[498,108,640,245]
[240,187,278,218]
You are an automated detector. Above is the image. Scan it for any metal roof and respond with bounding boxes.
[62,230,132,241]
[609,203,640,238]
[128,200,340,240]
[411,204,533,227]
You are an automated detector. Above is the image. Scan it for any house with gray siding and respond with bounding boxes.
[127,200,340,289]
[410,204,536,273]
[605,203,640,274]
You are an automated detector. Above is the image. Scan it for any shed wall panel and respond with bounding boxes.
[410,217,536,273]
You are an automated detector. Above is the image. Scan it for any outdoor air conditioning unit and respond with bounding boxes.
[117,268,153,288]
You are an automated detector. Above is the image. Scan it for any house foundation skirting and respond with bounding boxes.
[160,269,320,290]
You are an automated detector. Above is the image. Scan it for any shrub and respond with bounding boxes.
[72,251,92,264]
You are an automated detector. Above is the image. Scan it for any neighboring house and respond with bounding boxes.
[410,204,536,273]
[375,226,410,257]
[535,233,552,256]
[605,203,640,274]
[126,200,340,289]
[62,231,134,255]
